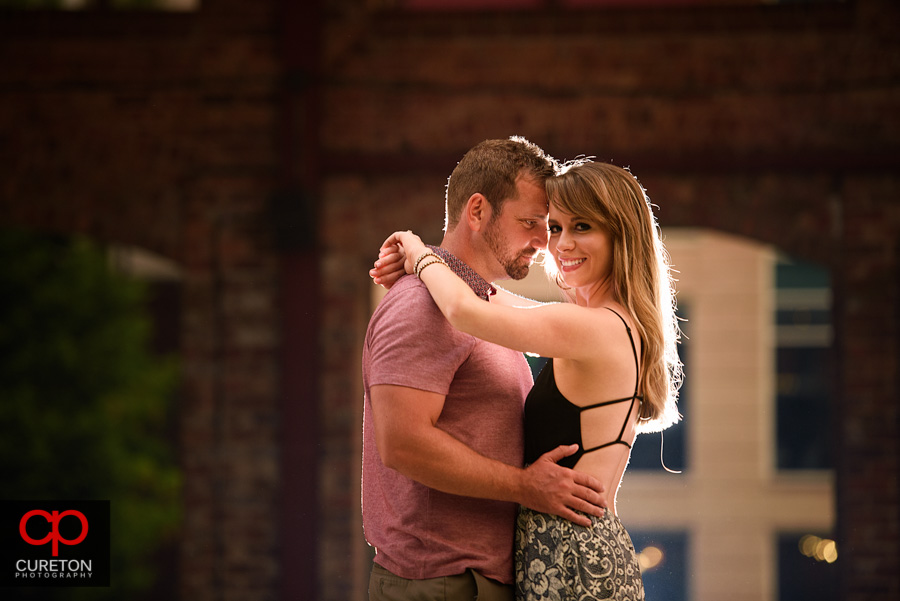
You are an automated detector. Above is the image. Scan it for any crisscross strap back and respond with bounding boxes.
[522,307,643,468]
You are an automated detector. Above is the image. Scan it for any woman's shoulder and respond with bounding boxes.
[600,304,637,333]
[569,303,640,364]
[571,302,634,331]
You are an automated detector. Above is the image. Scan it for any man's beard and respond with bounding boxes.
[485,219,534,281]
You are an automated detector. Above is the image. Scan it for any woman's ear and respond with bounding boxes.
[464,193,490,232]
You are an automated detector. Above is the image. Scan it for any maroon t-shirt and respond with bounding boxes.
[361,251,533,584]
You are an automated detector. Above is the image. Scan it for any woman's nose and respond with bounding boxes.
[556,229,574,250]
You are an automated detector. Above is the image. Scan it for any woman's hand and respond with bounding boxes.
[369,231,429,289]
[370,242,407,289]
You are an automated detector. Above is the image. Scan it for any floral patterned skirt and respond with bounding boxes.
[515,506,645,601]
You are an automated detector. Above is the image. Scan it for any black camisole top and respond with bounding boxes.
[523,307,643,469]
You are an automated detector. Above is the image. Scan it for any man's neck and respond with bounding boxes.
[439,231,500,284]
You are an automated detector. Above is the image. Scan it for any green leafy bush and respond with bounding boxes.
[0,229,180,600]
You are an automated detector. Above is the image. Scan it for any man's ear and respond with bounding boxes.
[464,193,491,232]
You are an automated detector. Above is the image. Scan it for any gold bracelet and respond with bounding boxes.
[413,250,440,273]
[415,257,447,278]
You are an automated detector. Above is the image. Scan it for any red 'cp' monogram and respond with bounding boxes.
[19,510,89,557]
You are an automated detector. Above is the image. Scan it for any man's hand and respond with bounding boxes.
[519,444,607,528]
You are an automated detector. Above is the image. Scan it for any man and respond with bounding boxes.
[362,137,607,601]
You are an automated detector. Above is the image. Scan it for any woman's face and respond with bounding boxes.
[547,203,614,291]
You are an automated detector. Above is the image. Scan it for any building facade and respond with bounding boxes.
[0,0,898,599]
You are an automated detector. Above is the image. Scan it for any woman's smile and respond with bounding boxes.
[558,257,586,271]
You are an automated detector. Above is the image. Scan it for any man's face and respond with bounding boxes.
[483,177,550,280]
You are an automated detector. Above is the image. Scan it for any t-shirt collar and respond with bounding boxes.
[427,245,497,301]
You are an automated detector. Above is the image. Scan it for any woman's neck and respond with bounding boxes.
[573,278,615,308]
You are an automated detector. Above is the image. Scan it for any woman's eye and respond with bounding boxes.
[575,222,592,231]
[548,225,561,235]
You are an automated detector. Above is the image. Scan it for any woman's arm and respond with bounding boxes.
[491,285,545,308]
[371,233,546,309]
[382,231,606,361]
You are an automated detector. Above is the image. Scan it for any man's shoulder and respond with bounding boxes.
[369,276,445,331]
[387,273,426,294]
[377,275,434,308]
[365,275,474,360]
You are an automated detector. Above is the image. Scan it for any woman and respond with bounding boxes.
[374,159,682,600]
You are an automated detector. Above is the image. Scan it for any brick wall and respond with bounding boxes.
[1,0,897,600]
[319,1,899,600]
[0,2,287,600]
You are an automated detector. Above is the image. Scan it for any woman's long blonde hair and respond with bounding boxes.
[545,160,682,433]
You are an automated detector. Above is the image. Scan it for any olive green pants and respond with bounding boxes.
[369,562,513,601]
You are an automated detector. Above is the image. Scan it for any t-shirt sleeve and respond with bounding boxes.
[366,279,474,396]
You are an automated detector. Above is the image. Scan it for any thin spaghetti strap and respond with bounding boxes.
[603,307,640,400]
[604,307,641,446]
[604,308,682,474]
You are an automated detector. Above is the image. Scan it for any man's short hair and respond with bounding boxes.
[445,137,556,231]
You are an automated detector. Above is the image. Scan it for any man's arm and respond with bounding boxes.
[371,383,607,527]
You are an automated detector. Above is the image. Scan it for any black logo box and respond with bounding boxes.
[0,500,110,588]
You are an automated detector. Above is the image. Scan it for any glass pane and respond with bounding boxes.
[630,306,688,472]
[629,530,688,601]
[775,257,833,471]
[778,531,839,600]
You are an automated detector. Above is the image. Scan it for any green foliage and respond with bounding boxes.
[0,229,180,600]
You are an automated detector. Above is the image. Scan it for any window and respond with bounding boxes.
[777,531,839,600]
[629,530,689,601]
[774,257,832,471]
[629,306,688,472]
